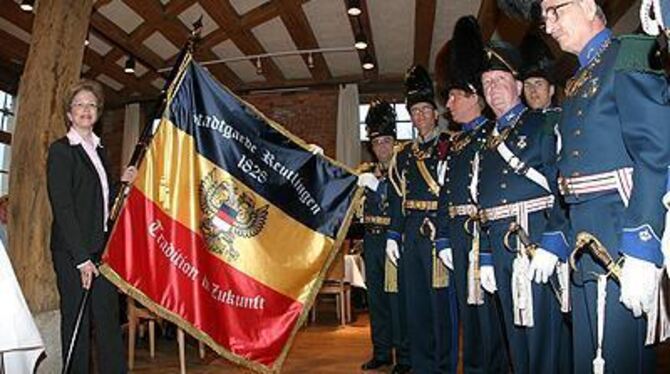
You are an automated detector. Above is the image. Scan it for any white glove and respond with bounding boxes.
[438,248,454,270]
[480,265,497,293]
[308,144,324,155]
[357,172,379,191]
[620,255,657,317]
[528,248,559,284]
[386,239,400,266]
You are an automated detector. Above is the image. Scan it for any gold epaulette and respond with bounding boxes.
[355,162,375,174]
[393,141,411,154]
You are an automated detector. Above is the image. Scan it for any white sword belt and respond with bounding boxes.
[479,195,555,222]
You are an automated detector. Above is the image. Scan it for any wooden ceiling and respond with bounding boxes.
[0,0,642,108]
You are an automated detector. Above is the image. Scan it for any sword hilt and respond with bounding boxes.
[504,221,537,257]
[570,232,621,282]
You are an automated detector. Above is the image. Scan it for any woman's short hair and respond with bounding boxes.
[63,79,105,117]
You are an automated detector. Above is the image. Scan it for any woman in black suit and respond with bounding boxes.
[47,80,136,373]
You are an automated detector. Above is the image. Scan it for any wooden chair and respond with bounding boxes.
[310,245,352,325]
[127,297,206,373]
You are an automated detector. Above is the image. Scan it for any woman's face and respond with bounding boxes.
[67,90,99,131]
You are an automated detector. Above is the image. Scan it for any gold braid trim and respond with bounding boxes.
[416,160,440,197]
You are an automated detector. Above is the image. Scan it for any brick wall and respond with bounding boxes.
[243,88,339,157]
[100,87,343,180]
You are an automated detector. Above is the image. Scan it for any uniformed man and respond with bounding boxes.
[476,40,570,373]
[520,27,574,374]
[386,65,458,373]
[540,0,670,371]
[435,15,509,373]
[520,32,557,111]
[357,100,411,374]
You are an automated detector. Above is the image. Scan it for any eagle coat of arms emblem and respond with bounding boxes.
[199,169,269,262]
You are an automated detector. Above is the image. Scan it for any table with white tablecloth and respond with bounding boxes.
[344,254,366,289]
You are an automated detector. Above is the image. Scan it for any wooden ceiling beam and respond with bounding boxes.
[0,0,34,32]
[477,0,501,42]
[163,0,198,17]
[121,0,242,89]
[278,0,332,81]
[413,0,436,68]
[89,12,165,70]
[604,0,639,25]
[345,0,378,78]
[83,48,158,97]
[200,0,285,83]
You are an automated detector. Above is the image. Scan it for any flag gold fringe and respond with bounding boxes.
[100,53,366,373]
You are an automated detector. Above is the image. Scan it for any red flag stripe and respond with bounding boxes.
[104,187,303,365]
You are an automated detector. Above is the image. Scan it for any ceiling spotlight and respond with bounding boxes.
[20,0,34,12]
[307,53,314,69]
[347,0,362,16]
[124,56,136,74]
[256,58,263,75]
[362,52,375,71]
[354,32,368,50]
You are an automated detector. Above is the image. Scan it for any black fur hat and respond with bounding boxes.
[365,99,397,140]
[404,65,436,110]
[443,16,487,97]
[520,32,555,82]
[497,0,540,20]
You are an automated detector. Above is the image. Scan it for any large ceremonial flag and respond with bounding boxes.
[100,54,360,373]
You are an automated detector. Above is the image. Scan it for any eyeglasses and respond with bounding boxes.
[541,1,574,25]
[371,137,394,146]
[409,106,435,117]
[71,102,99,110]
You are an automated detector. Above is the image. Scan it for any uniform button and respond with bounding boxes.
[500,183,507,189]
[446,189,451,194]
[448,202,453,206]
[574,129,582,136]
[572,150,580,157]
[571,171,581,177]
[557,155,562,161]
[577,109,583,116]
[502,169,509,175]
[468,173,472,177]
[445,178,450,182]
[501,199,508,204]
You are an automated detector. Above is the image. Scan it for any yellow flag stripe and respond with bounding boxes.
[133,119,335,302]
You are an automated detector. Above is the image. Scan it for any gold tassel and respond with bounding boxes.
[384,257,398,293]
[432,245,449,288]
[467,221,484,305]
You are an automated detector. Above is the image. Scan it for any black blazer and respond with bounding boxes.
[47,136,115,265]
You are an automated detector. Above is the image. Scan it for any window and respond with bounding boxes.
[0,90,14,195]
[359,103,415,141]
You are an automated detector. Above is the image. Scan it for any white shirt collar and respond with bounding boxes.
[67,127,101,148]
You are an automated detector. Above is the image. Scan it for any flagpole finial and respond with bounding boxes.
[188,15,204,52]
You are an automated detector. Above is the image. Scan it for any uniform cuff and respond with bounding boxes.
[436,238,451,251]
[387,230,401,242]
[480,252,494,266]
[540,231,570,261]
[620,224,663,267]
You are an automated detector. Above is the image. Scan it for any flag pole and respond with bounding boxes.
[59,19,203,374]
[107,17,203,225]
